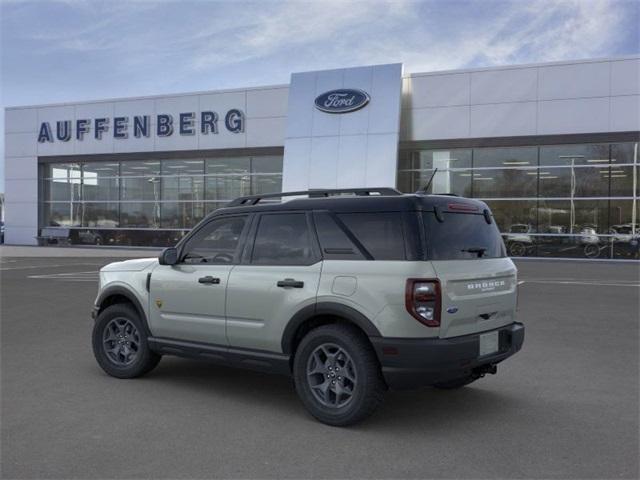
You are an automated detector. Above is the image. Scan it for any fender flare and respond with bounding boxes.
[281,302,381,354]
[95,285,151,336]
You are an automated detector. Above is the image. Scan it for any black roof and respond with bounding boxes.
[213,188,489,216]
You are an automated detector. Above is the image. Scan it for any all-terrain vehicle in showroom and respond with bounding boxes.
[91,188,524,426]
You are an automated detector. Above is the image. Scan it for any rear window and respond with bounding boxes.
[423,212,506,260]
[338,213,406,260]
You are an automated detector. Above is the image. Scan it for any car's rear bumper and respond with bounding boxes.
[370,322,524,390]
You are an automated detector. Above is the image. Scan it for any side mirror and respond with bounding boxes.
[159,247,178,265]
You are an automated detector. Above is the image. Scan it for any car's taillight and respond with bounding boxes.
[405,279,441,327]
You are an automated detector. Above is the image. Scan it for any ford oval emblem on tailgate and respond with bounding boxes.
[447,307,459,314]
[314,89,370,114]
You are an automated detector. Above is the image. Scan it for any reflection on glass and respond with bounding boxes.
[82,162,119,202]
[45,203,81,227]
[162,176,204,202]
[120,202,160,228]
[161,202,205,229]
[44,163,82,179]
[121,176,161,201]
[610,142,638,165]
[472,169,537,198]
[398,149,472,171]
[473,146,537,168]
[82,203,119,228]
[41,179,82,202]
[540,144,609,166]
[120,160,161,176]
[538,199,609,234]
[537,166,609,197]
[608,166,637,197]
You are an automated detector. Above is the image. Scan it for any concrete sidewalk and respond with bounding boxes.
[0,245,161,258]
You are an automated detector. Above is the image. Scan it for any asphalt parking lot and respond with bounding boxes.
[1,254,638,479]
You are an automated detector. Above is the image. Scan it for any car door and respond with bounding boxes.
[148,214,250,345]
[226,212,322,352]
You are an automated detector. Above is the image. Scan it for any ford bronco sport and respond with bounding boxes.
[91,188,524,426]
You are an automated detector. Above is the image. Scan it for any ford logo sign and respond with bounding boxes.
[314,89,370,114]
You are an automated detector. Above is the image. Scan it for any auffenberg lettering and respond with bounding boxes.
[38,109,244,142]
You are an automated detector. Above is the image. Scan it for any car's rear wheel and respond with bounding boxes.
[293,324,385,426]
[92,303,161,378]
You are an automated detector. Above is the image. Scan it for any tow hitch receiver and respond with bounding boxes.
[472,364,497,379]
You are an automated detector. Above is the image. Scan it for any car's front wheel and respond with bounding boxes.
[293,324,386,426]
[92,303,161,379]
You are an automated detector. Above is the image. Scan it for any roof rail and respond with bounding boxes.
[227,187,403,207]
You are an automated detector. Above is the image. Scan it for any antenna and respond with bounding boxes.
[416,168,438,194]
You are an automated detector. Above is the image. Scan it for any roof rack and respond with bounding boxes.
[227,187,403,207]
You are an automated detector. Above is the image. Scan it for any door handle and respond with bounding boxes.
[277,278,304,288]
[198,276,221,285]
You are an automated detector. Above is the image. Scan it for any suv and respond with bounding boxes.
[91,188,524,426]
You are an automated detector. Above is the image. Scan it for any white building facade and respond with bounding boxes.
[4,57,639,259]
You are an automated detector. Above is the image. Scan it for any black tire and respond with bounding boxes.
[92,303,161,379]
[583,243,600,258]
[509,242,526,257]
[433,376,477,389]
[293,324,386,426]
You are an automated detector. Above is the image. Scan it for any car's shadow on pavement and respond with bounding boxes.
[135,356,527,430]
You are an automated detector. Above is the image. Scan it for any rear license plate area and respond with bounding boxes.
[479,331,499,357]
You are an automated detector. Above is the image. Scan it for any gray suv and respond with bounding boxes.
[91,188,524,426]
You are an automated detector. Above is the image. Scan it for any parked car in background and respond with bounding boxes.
[504,224,535,257]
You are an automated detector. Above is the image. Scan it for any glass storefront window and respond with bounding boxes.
[398,149,471,170]
[611,142,638,165]
[41,178,81,202]
[483,200,537,233]
[44,202,82,227]
[43,162,82,179]
[120,160,161,176]
[473,146,537,168]
[608,166,637,197]
[161,202,205,229]
[82,203,119,228]
[82,162,119,202]
[38,154,283,246]
[537,166,610,197]
[472,168,537,198]
[538,199,609,234]
[540,144,609,166]
[121,177,161,201]
[120,202,160,228]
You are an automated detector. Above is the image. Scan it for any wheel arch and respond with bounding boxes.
[281,302,381,356]
[95,286,151,336]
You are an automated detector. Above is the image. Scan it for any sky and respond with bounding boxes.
[1,0,639,191]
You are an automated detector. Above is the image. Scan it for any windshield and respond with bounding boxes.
[423,211,506,260]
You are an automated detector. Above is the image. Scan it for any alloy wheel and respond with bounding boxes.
[306,343,357,408]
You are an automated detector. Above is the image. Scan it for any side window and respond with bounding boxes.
[182,216,247,264]
[313,212,365,260]
[252,213,315,265]
[338,212,406,260]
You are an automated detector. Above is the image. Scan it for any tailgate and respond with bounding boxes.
[431,258,517,338]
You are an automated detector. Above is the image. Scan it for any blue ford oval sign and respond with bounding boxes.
[314,89,370,114]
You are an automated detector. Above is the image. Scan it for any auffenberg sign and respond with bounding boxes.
[314,89,370,113]
[37,109,245,143]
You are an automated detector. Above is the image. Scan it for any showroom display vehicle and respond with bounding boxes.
[91,187,524,426]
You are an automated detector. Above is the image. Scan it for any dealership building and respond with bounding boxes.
[3,56,639,259]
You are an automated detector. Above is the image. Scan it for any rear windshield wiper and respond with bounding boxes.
[461,247,487,258]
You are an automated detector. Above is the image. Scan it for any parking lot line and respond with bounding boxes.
[27,271,99,282]
[0,262,103,271]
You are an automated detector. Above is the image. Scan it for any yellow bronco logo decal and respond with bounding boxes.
[155,299,163,309]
